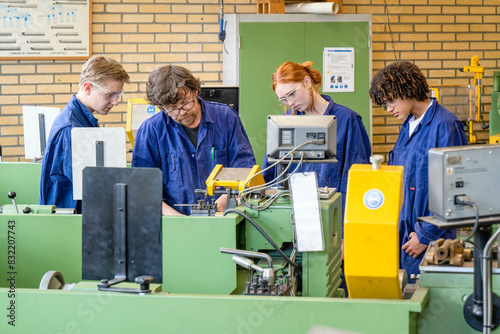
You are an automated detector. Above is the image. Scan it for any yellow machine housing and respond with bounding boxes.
[344,163,404,299]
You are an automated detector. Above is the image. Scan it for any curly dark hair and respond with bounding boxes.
[146,65,201,107]
[369,61,429,105]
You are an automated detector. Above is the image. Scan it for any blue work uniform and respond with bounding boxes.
[39,95,99,211]
[262,95,372,217]
[388,99,468,278]
[132,97,256,215]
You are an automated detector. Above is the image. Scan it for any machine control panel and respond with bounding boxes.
[428,144,500,221]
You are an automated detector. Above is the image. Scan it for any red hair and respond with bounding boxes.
[272,61,323,114]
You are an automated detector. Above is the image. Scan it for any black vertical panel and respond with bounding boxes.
[82,167,163,283]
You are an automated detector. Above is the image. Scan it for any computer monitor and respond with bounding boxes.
[200,86,239,114]
[266,115,337,163]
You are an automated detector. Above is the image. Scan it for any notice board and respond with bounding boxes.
[0,0,91,59]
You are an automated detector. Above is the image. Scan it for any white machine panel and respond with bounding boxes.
[22,106,60,160]
[71,127,127,200]
[289,172,324,252]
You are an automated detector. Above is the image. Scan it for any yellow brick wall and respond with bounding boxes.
[0,0,498,162]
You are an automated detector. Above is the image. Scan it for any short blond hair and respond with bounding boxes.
[79,55,130,86]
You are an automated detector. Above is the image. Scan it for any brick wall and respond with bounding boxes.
[344,0,498,160]
[0,0,498,162]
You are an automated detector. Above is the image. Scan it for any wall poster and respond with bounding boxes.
[323,47,355,93]
[0,0,91,59]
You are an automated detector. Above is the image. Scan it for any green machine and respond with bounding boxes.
[490,71,500,143]
[0,191,428,334]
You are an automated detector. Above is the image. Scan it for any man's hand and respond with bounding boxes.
[162,201,185,216]
[215,194,228,213]
[402,232,427,258]
[341,238,344,260]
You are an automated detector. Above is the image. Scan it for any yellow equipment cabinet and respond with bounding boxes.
[344,159,404,299]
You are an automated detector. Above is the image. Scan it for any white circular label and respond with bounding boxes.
[363,189,384,210]
[147,105,156,115]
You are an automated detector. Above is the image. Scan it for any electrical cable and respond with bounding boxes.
[223,208,301,270]
[455,195,481,247]
[383,0,398,61]
[239,140,320,209]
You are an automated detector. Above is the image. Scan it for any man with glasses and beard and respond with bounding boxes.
[39,55,130,212]
[132,65,255,216]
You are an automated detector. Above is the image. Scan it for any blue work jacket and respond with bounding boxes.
[262,95,372,220]
[388,100,468,278]
[132,98,256,215]
[39,95,99,211]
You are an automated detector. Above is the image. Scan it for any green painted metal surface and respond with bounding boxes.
[0,288,427,333]
[239,21,371,166]
[490,91,500,138]
[418,272,500,333]
[0,162,42,206]
[162,213,245,295]
[0,214,82,289]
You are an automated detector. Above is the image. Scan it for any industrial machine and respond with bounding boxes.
[1,135,500,332]
[422,144,500,333]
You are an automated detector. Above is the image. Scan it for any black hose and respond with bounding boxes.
[223,208,301,270]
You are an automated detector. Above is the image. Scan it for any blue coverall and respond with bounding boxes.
[132,97,256,215]
[39,95,99,211]
[388,99,468,278]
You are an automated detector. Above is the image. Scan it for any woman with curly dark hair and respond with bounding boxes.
[370,61,468,279]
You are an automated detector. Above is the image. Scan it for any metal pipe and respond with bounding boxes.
[482,226,500,333]
[220,247,273,269]
[232,255,263,273]
[474,228,490,315]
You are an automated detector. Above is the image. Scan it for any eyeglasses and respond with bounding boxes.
[91,82,124,100]
[163,99,196,116]
[379,99,393,111]
[278,79,305,104]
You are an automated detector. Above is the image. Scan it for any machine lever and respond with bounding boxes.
[232,255,263,273]
[8,191,19,214]
[135,275,155,291]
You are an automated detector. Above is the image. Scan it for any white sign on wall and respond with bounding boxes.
[0,0,91,59]
[323,47,355,93]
